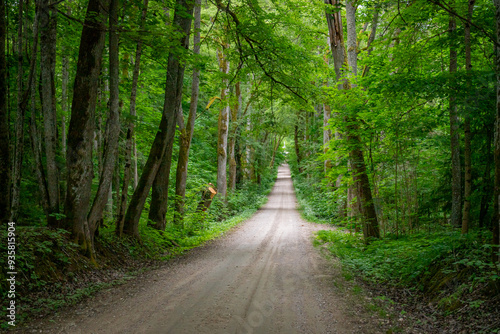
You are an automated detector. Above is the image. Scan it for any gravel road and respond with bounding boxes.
[26,165,381,334]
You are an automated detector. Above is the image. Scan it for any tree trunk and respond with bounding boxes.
[492,0,500,261]
[122,0,194,238]
[87,0,121,237]
[10,0,25,222]
[228,82,241,192]
[116,0,148,235]
[462,0,475,234]
[345,0,379,239]
[479,128,493,228]
[217,46,230,199]
[449,13,462,228]
[173,0,202,226]
[64,0,110,258]
[294,122,302,173]
[0,0,9,224]
[40,0,60,227]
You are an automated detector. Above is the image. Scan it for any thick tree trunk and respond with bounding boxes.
[345,0,379,239]
[116,0,148,235]
[228,82,241,192]
[40,0,60,227]
[492,0,500,260]
[10,0,25,222]
[173,0,202,226]
[217,47,230,199]
[462,0,475,234]
[0,0,9,224]
[88,0,121,237]
[122,0,194,238]
[64,0,110,258]
[449,14,462,228]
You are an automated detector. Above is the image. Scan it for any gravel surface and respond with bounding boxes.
[20,165,383,334]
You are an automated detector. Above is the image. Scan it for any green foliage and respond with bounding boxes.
[315,229,500,302]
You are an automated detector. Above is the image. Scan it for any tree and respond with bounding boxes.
[449,11,461,228]
[64,0,110,257]
[216,43,230,199]
[0,0,9,224]
[174,0,202,225]
[123,0,195,237]
[40,0,60,227]
[493,0,500,260]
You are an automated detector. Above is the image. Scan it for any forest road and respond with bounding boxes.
[29,165,380,334]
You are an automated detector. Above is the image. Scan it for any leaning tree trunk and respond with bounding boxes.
[64,0,110,259]
[0,0,9,224]
[87,0,121,237]
[40,0,60,227]
[449,13,462,228]
[122,0,194,238]
[228,82,241,192]
[116,0,148,235]
[173,0,202,226]
[216,46,230,199]
[462,0,475,234]
[492,0,500,261]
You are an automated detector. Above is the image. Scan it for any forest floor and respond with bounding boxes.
[13,165,397,334]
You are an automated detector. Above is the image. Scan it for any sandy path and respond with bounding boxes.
[23,165,380,334]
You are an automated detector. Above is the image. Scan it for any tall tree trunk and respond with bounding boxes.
[462,0,475,234]
[10,0,25,222]
[228,82,241,192]
[479,128,493,228]
[122,0,194,238]
[0,0,9,224]
[345,0,379,239]
[492,0,500,261]
[216,46,230,199]
[323,103,331,174]
[40,0,60,227]
[87,0,121,237]
[449,13,462,228]
[116,0,148,235]
[64,0,110,258]
[173,0,202,225]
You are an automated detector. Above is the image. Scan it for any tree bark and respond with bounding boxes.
[122,0,194,238]
[10,0,25,222]
[40,0,60,227]
[462,0,475,234]
[228,82,241,192]
[173,0,202,226]
[449,13,462,228]
[0,0,9,224]
[116,0,148,235]
[492,0,500,261]
[217,46,230,199]
[64,0,110,258]
[88,0,121,237]
[345,0,380,239]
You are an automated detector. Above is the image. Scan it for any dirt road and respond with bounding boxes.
[29,165,380,334]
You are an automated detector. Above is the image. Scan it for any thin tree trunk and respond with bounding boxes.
[122,0,194,238]
[40,0,60,227]
[0,0,9,223]
[64,0,110,259]
[87,0,121,237]
[10,0,24,222]
[116,0,148,235]
[228,82,240,192]
[173,0,202,225]
[479,128,493,228]
[492,0,500,261]
[449,13,462,228]
[462,0,475,234]
[323,103,331,173]
[294,122,302,173]
[217,46,230,199]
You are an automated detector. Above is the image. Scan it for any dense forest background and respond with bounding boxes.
[0,0,500,331]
